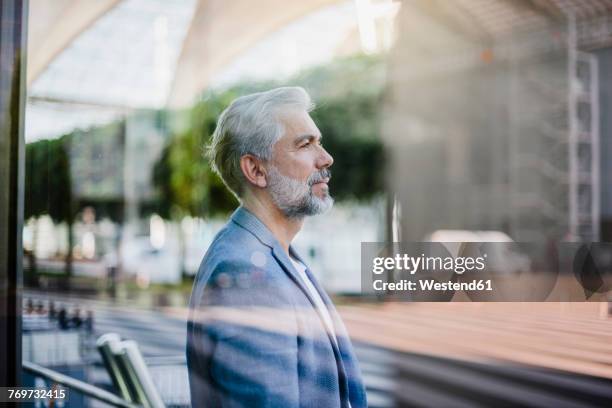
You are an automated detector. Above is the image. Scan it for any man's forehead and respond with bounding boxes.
[278,110,321,140]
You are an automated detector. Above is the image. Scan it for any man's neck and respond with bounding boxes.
[242,194,303,255]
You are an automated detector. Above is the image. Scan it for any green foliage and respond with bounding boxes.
[152,92,239,220]
[25,136,76,281]
[26,125,126,224]
[25,137,74,223]
[310,93,386,201]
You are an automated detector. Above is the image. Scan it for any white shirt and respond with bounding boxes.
[289,256,338,346]
[290,257,351,408]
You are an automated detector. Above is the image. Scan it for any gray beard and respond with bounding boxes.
[267,165,334,219]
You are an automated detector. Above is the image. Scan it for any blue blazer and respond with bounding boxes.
[187,206,367,407]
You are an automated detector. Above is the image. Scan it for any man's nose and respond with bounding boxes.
[318,146,334,169]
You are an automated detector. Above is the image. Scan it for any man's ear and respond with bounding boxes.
[240,154,268,188]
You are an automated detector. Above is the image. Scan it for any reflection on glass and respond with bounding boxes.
[19,1,612,406]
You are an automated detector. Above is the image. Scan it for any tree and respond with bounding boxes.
[152,94,239,277]
[25,136,76,286]
[153,92,239,220]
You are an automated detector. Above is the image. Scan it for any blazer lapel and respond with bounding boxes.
[273,245,344,354]
[288,247,352,402]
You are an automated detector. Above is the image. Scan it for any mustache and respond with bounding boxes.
[308,169,331,186]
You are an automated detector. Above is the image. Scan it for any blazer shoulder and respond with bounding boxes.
[196,220,272,281]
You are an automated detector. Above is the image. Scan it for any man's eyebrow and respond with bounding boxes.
[294,134,322,145]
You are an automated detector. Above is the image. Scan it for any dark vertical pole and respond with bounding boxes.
[0,0,27,388]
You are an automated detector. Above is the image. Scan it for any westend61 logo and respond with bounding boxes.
[361,242,612,302]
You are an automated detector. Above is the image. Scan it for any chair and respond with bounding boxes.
[96,333,165,408]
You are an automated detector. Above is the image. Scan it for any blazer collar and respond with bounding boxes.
[230,207,312,289]
[230,206,278,248]
[231,206,317,304]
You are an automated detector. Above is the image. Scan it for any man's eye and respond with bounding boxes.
[299,139,321,148]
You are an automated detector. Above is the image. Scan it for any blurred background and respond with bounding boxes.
[9,0,612,406]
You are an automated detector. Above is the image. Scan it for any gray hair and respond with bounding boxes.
[207,86,314,198]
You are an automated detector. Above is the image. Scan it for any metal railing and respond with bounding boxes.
[23,360,140,408]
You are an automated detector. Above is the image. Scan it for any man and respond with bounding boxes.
[187,87,367,407]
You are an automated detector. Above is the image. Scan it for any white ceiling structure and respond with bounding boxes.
[26,0,400,141]
[25,0,612,141]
